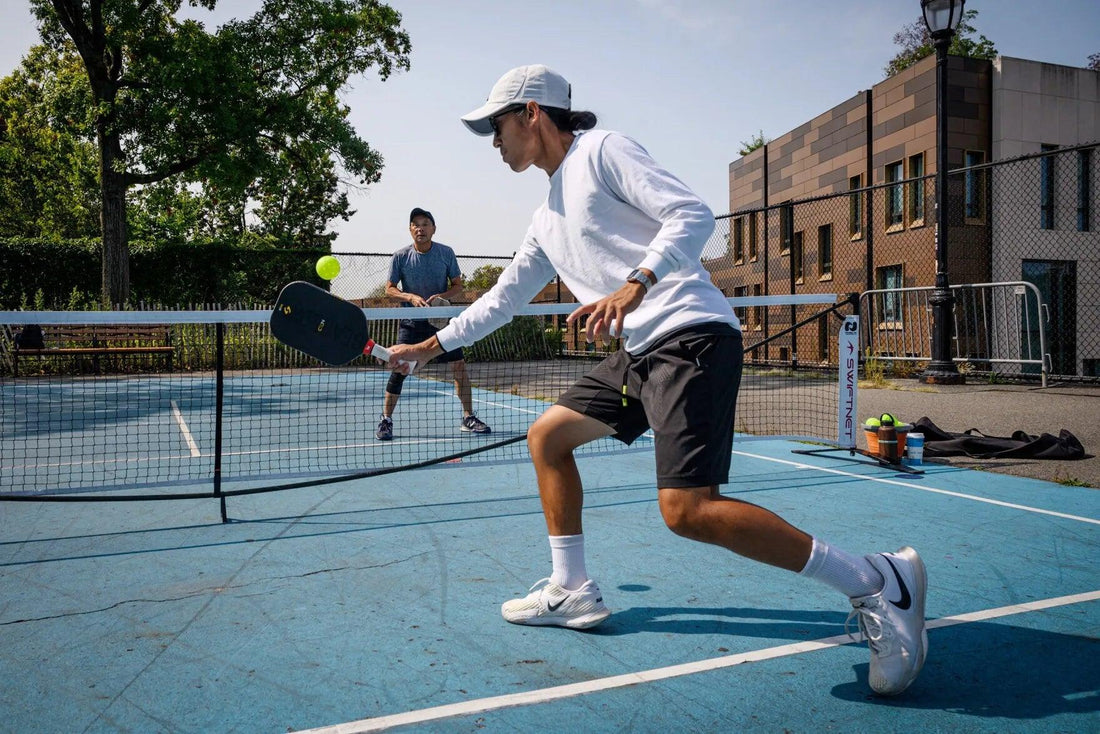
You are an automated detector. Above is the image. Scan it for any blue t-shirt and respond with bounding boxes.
[388,242,461,306]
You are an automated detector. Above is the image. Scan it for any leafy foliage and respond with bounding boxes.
[466,263,505,290]
[1089,53,1100,71]
[26,0,411,305]
[884,9,996,77]
[738,129,768,157]
[0,237,329,309]
[0,46,99,238]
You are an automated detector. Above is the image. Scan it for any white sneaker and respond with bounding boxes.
[501,578,611,629]
[847,546,928,695]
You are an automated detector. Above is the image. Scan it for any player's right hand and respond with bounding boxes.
[388,340,438,374]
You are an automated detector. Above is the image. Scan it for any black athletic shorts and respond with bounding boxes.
[398,318,464,364]
[556,323,743,488]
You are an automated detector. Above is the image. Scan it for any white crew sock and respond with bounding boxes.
[799,537,885,599]
[548,534,588,591]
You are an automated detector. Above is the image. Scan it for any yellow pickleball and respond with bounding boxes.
[316,255,341,280]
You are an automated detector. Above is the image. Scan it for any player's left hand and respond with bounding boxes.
[567,281,645,343]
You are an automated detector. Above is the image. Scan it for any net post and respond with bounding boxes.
[215,322,228,522]
[837,308,860,450]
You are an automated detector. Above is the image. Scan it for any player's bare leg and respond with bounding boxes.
[526,404,614,535]
[657,487,812,571]
[501,405,615,629]
[451,360,474,416]
[452,360,491,433]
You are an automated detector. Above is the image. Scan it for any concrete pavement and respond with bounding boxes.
[857,381,1100,488]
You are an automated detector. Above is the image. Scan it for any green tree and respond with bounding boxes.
[32,0,410,306]
[127,178,211,243]
[0,45,99,239]
[250,140,351,246]
[884,9,997,77]
[467,263,504,290]
[738,129,768,157]
[1088,53,1100,71]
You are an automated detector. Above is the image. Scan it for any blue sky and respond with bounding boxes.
[2,1,1098,258]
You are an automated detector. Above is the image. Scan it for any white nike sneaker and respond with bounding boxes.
[501,578,611,629]
[847,546,929,695]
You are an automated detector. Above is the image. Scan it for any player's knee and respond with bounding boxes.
[527,414,569,461]
[658,491,705,537]
[386,371,407,395]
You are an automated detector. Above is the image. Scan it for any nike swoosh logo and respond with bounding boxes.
[883,556,912,610]
[547,597,566,612]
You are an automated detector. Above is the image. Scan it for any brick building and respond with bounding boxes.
[718,53,1099,374]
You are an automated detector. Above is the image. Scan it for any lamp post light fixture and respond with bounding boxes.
[919,0,966,384]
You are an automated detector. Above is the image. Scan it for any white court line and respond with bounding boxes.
[3,453,196,471]
[731,449,1100,526]
[428,387,546,416]
[170,400,202,458]
[302,589,1100,733]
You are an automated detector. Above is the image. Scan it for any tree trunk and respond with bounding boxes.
[99,131,129,308]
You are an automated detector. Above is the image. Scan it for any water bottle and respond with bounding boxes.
[907,432,925,465]
[878,424,899,462]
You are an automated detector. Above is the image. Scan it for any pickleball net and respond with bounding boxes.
[0,295,855,502]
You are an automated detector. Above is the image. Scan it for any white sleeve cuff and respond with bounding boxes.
[435,324,458,352]
[638,251,675,282]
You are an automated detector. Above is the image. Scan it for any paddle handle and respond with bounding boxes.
[365,339,416,372]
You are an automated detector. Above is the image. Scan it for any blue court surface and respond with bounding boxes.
[1,437,1097,733]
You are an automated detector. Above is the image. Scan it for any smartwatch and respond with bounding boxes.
[626,269,654,292]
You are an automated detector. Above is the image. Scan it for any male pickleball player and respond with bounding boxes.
[375,207,491,440]
[386,65,929,695]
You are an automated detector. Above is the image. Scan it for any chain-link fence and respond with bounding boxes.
[327,252,571,307]
[704,142,1099,381]
[957,144,1099,379]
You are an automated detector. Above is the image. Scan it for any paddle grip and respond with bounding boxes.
[365,339,416,372]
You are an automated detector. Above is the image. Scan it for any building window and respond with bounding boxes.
[733,217,744,262]
[849,174,863,239]
[1078,148,1092,232]
[818,224,833,279]
[752,283,763,329]
[885,161,904,229]
[792,231,804,282]
[748,212,758,260]
[1040,144,1058,229]
[964,150,986,222]
[732,285,748,323]
[876,264,903,326]
[908,153,925,224]
[780,204,793,253]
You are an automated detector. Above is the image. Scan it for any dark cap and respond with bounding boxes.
[409,207,435,225]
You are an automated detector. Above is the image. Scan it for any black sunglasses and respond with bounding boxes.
[489,105,526,136]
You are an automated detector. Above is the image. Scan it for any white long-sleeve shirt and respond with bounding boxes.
[436,130,739,355]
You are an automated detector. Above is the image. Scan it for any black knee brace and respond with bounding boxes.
[386,371,407,395]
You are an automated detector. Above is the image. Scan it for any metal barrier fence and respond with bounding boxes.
[703,142,1099,382]
[859,282,1049,386]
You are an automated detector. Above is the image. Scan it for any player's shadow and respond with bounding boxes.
[831,621,1100,720]
[597,606,1099,721]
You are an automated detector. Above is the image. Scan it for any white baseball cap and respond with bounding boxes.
[461,64,572,136]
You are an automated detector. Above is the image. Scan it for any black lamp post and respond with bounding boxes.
[919,0,965,384]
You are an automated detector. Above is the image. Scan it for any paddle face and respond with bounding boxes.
[427,295,451,329]
[271,281,369,365]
